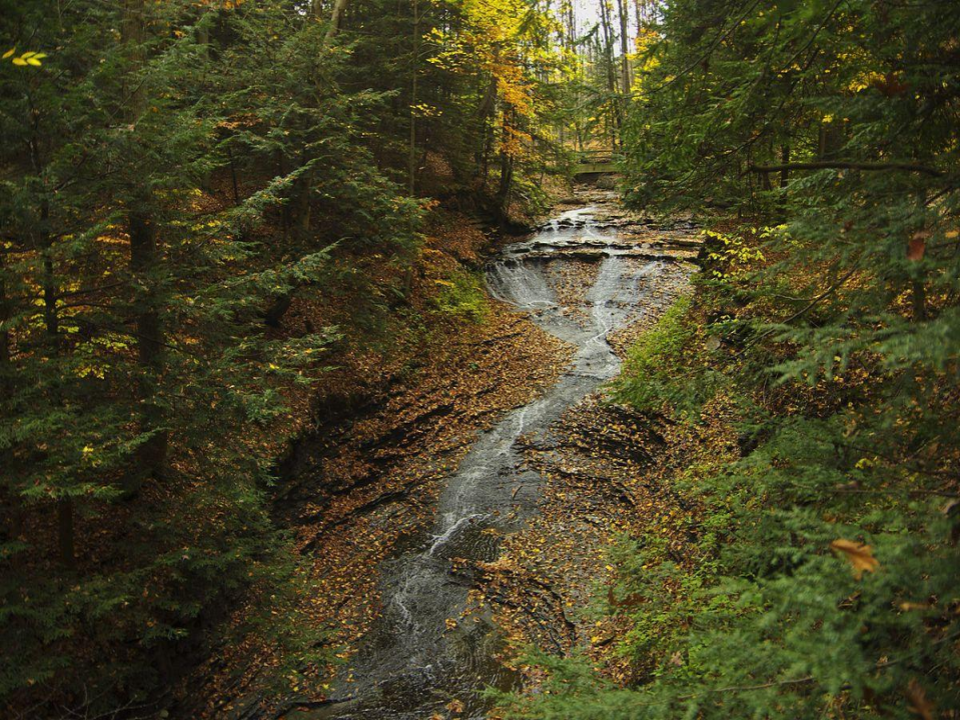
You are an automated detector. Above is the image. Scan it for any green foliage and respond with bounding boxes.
[509,335,960,719]
[508,0,960,717]
[433,268,489,323]
[0,0,575,712]
[0,0,425,715]
[613,296,718,418]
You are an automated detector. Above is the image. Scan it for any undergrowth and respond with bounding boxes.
[502,227,960,719]
[433,268,490,323]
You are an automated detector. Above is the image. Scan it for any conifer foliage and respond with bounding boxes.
[0,0,563,716]
[505,0,960,718]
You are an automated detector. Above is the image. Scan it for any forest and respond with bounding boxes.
[1,0,957,718]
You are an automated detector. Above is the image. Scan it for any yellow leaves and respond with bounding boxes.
[5,49,46,67]
[830,539,879,579]
[76,364,107,380]
[847,70,884,93]
[411,102,442,118]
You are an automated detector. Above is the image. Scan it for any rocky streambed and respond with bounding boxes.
[302,189,698,719]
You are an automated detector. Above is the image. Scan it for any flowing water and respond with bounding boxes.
[312,194,689,719]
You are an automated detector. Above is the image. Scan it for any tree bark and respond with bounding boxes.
[497,111,515,210]
[58,498,76,570]
[598,0,622,149]
[323,0,351,45]
[616,0,631,100]
[128,209,168,493]
[475,75,498,179]
[779,144,790,188]
[0,250,10,398]
[0,248,20,548]
[408,0,419,195]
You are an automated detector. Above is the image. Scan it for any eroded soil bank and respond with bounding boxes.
[200,188,700,719]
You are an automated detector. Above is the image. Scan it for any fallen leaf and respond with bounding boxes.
[905,678,934,720]
[830,539,879,579]
[908,231,929,261]
[446,698,465,714]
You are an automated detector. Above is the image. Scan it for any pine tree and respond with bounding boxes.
[505,0,960,718]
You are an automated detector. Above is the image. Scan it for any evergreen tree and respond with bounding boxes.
[506,1,960,718]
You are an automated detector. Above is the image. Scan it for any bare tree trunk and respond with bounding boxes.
[128,209,168,492]
[323,0,350,45]
[408,0,419,195]
[0,251,10,399]
[779,144,790,188]
[0,246,21,548]
[30,120,75,568]
[123,0,167,494]
[598,0,622,150]
[497,111,515,210]
[616,0,631,101]
[42,244,74,564]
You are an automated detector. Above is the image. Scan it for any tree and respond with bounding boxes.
[505,0,960,718]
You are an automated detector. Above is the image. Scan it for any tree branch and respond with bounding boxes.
[748,161,944,177]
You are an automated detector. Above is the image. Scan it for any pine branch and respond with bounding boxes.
[696,628,960,698]
[649,0,765,94]
[747,161,945,177]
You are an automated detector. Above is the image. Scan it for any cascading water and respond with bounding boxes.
[311,192,689,720]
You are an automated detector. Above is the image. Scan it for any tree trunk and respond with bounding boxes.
[598,0,622,149]
[912,278,927,321]
[817,122,842,160]
[58,498,76,570]
[408,0,419,195]
[498,151,514,210]
[0,248,20,548]
[779,144,790,188]
[616,0,631,101]
[497,112,515,210]
[475,75,498,178]
[323,0,351,45]
[0,250,10,398]
[128,209,168,493]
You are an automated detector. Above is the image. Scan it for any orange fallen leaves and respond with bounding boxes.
[830,538,880,579]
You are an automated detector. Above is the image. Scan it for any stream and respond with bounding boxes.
[312,191,694,719]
